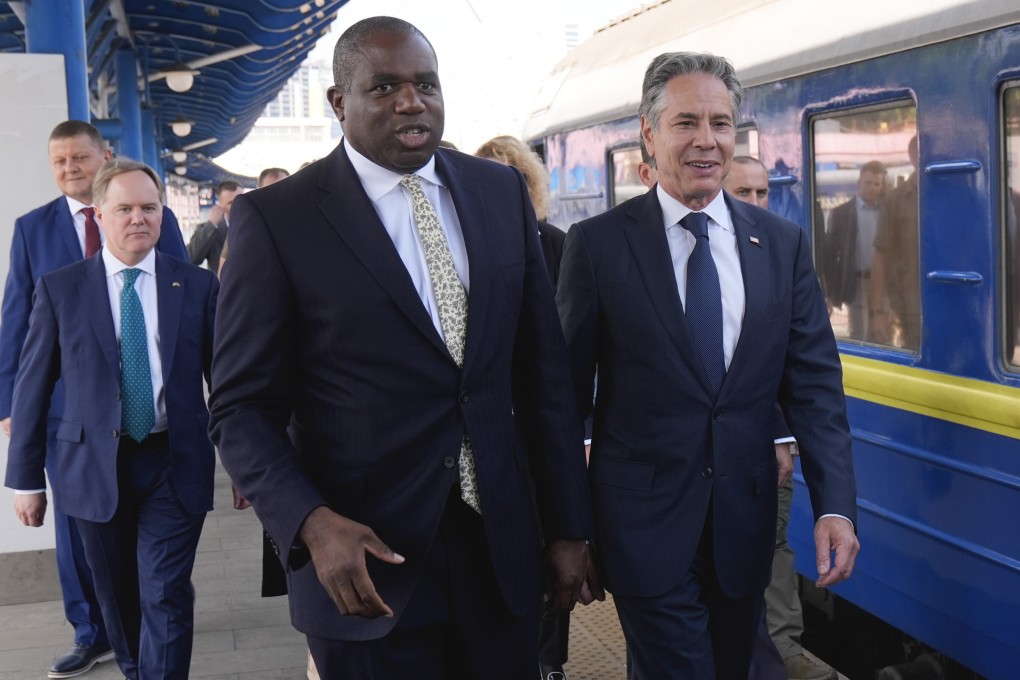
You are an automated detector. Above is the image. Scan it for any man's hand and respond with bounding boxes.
[544,539,605,616]
[230,481,251,510]
[814,515,860,588]
[775,443,793,488]
[14,492,47,527]
[299,506,404,619]
[1,417,10,437]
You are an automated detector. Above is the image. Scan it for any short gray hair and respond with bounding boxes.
[639,52,742,132]
[93,158,165,207]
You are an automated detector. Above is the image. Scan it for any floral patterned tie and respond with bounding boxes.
[120,268,155,442]
[400,174,481,513]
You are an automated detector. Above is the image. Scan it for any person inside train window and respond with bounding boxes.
[1005,88,1020,367]
[823,161,888,341]
[870,135,920,350]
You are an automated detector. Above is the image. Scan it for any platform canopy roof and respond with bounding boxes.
[0,0,348,184]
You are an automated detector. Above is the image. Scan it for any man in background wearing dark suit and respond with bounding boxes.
[556,52,859,679]
[6,158,218,680]
[187,180,241,272]
[823,160,886,341]
[209,16,599,680]
[0,121,186,679]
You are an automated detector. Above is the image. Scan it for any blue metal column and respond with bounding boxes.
[141,107,160,170]
[24,0,90,121]
[115,47,144,161]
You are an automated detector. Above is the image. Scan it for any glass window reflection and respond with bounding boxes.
[812,104,919,351]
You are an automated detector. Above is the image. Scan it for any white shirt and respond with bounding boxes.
[855,196,879,273]
[65,195,104,257]
[659,187,745,369]
[344,138,470,341]
[102,247,167,434]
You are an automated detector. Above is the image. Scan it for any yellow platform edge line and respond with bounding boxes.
[840,354,1020,441]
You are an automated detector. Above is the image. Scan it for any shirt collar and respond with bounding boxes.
[656,186,733,233]
[65,195,91,216]
[856,195,879,211]
[344,137,444,202]
[102,246,157,278]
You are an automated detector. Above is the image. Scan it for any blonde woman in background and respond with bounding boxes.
[476,136,565,284]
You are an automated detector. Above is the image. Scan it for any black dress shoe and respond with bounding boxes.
[539,663,567,680]
[48,643,115,678]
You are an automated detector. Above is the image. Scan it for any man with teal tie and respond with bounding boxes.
[5,159,218,680]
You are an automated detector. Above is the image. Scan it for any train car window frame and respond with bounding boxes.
[1000,82,1020,370]
[608,144,645,207]
[808,100,919,353]
[735,126,759,159]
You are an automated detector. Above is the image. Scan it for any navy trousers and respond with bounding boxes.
[307,490,541,680]
[75,433,205,680]
[613,512,762,680]
[46,420,108,649]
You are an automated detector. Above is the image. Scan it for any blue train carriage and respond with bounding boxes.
[524,1,1020,678]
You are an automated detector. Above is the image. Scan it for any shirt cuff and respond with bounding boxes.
[774,436,796,445]
[14,489,46,495]
[819,513,854,532]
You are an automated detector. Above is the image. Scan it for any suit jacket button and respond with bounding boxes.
[112,430,119,438]
[460,391,469,403]
[702,467,713,478]
[443,456,456,469]
[115,392,121,400]
[712,410,722,420]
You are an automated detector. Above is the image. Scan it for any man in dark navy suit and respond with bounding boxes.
[209,16,599,680]
[0,120,186,679]
[6,159,217,680]
[556,52,859,679]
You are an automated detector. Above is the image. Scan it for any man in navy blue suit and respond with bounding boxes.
[556,52,860,679]
[209,16,599,679]
[6,159,217,680]
[0,120,186,679]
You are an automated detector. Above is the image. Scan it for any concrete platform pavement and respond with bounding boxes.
[0,460,631,679]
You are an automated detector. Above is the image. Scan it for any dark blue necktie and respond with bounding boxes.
[681,212,725,394]
[120,268,155,442]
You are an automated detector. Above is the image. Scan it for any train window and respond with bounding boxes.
[735,127,759,158]
[1003,86,1020,368]
[811,103,919,352]
[610,146,645,206]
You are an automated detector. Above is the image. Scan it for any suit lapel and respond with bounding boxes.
[727,196,771,380]
[54,198,84,263]
[434,150,490,369]
[622,191,713,394]
[155,253,183,379]
[80,256,120,377]
[316,144,450,359]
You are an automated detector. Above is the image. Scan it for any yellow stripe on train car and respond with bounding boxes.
[840,355,1020,441]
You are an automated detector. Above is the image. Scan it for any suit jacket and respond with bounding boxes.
[187,216,228,271]
[556,189,856,600]
[823,197,860,307]
[538,220,566,286]
[0,196,188,419]
[4,252,218,520]
[209,143,593,640]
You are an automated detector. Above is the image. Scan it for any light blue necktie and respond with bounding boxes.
[681,212,725,395]
[120,268,155,442]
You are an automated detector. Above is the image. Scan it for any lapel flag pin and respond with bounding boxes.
[172,281,181,288]
[749,236,761,246]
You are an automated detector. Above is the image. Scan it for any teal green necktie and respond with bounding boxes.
[120,268,155,442]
